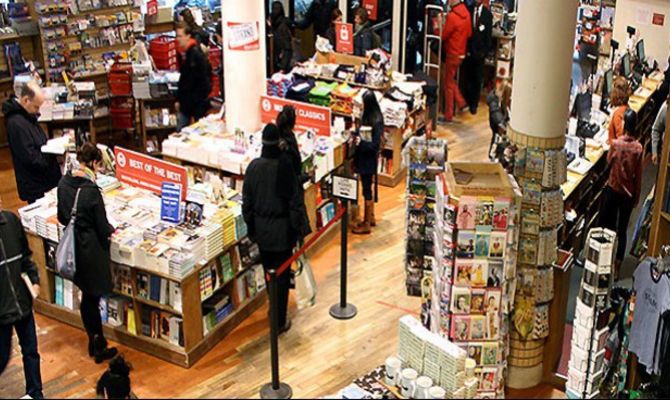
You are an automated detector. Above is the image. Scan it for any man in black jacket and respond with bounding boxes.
[4,81,61,204]
[0,195,43,399]
[176,23,212,131]
[297,0,337,40]
[462,0,493,114]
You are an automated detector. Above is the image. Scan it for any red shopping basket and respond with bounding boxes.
[111,97,134,129]
[109,62,133,96]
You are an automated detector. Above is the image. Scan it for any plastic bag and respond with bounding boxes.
[294,254,317,309]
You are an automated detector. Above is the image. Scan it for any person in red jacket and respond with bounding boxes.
[441,0,472,122]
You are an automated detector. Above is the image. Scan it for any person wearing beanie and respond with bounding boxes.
[242,124,303,334]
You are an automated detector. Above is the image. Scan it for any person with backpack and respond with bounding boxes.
[351,91,383,235]
[353,8,380,56]
[175,23,212,131]
[0,194,43,399]
[57,143,117,364]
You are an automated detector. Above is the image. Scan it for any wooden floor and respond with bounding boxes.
[0,109,562,398]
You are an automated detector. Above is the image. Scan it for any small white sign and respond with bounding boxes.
[332,175,359,202]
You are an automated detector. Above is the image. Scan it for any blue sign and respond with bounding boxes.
[161,182,183,223]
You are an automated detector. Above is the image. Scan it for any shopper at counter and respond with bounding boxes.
[270,1,294,73]
[652,99,668,164]
[5,81,61,204]
[325,8,343,48]
[607,77,632,145]
[441,0,472,122]
[600,109,644,275]
[463,0,493,115]
[297,0,337,40]
[353,8,378,57]
[243,124,302,334]
[0,195,43,399]
[277,106,312,239]
[352,91,383,235]
[57,143,118,364]
[176,23,212,132]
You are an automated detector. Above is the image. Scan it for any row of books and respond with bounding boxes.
[54,275,82,311]
[111,264,183,313]
[199,252,235,301]
[140,307,184,347]
[378,155,394,175]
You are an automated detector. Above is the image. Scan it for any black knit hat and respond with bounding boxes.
[262,123,280,146]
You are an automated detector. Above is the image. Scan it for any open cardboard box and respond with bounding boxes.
[443,162,515,199]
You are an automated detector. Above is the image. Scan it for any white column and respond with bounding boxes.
[509,0,579,142]
[221,0,267,133]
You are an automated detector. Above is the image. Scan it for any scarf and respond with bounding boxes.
[73,165,96,182]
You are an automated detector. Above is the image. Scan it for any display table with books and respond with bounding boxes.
[20,164,266,367]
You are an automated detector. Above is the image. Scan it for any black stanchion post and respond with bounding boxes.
[329,199,357,320]
[260,269,292,399]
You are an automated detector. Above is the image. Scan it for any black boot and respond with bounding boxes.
[88,337,94,357]
[93,334,118,364]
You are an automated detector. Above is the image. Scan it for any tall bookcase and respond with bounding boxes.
[648,99,670,257]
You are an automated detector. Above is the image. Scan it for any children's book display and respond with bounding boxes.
[427,162,521,398]
[403,136,448,297]
[566,228,616,399]
[509,146,568,368]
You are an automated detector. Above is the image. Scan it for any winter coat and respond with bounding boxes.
[243,156,301,252]
[354,121,383,176]
[177,41,212,117]
[272,15,293,73]
[466,4,493,59]
[442,2,473,58]
[0,210,40,325]
[280,134,312,238]
[297,0,337,38]
[354,22,375,57]
[4,97,62,203]
[57,174,115,297]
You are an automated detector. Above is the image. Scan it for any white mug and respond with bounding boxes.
[428,386,446,399]
[415,376,433,398]
[384,357,402,387]
[400,368,418,398]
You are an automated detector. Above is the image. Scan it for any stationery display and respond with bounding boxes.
[403,137,448,297]
[566,228,616,399]
[426,162,521,398]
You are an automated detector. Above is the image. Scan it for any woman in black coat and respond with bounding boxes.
[270,1,293,73]
[352,91,383,235]
[57,143,117,363]
[277,106,312,240]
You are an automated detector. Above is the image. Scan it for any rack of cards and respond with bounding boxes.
[566,228,616,399]
[426,162,522,398]
[403,137,449,298]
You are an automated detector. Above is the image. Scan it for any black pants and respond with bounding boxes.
[600,186,634,261]
[80,292,104,349]
[260,250,293,329]
[463,56,485,112]
[361,174,373,201]
[0,312,43,399]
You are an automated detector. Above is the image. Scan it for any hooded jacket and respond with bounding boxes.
[0,210,40,325]
[442,2,473,58]
[177,40,212,117]
[4,97,62,203]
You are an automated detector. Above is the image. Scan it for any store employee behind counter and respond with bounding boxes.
[4,81,61,204]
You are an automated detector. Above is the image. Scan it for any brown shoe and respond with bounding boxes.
[352,201,372,235]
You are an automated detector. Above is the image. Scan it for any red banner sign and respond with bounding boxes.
[226,22,260,51]
[335,22,354,54]
[260,95,331,136]
[653,13,665,26]
[363,0,378,21]
[147,0,158,16]
[114,147,188,200]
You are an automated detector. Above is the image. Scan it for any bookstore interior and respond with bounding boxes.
[1,0,670,399]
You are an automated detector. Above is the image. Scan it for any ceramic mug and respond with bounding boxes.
[400,368,418,398]
[384,356,402,387]
[415,376,433,399]
[428,386,446,399]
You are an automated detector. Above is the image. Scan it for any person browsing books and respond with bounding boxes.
[57,143,117,364]
[0,194,43,399]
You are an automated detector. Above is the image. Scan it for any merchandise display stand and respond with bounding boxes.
[649,99,670,255]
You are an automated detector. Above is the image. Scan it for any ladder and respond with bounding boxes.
[423,4,445,114]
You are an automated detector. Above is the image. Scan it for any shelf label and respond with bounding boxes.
[227,22,260,51]
[115,147,188,200]
[332,175,359,202]
[260,95,331,136]
[161,182,182,224]
[335,22,353,54]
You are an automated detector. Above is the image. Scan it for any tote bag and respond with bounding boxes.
[294,253,317,309]
[56,188,81,281]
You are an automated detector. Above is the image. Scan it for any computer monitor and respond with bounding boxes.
[603,68,614,98]
[622,53,631,77]
[637,39,646,62]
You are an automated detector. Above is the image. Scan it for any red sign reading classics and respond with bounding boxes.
[335,22,354,54]
[363,0,378,20]
[114,147,188,200]
[260,95,331,136]
[226,22,260,51]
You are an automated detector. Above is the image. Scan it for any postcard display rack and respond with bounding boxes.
[565,228,616,399]
[403,136,449,298]
[21,174,266,367]
[425,162,522,398]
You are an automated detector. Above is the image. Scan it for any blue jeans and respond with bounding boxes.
[0,312,43,399]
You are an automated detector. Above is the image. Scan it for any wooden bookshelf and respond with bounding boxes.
[26,229,265,368]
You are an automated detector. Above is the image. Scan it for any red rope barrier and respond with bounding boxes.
[266,206,347,279]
